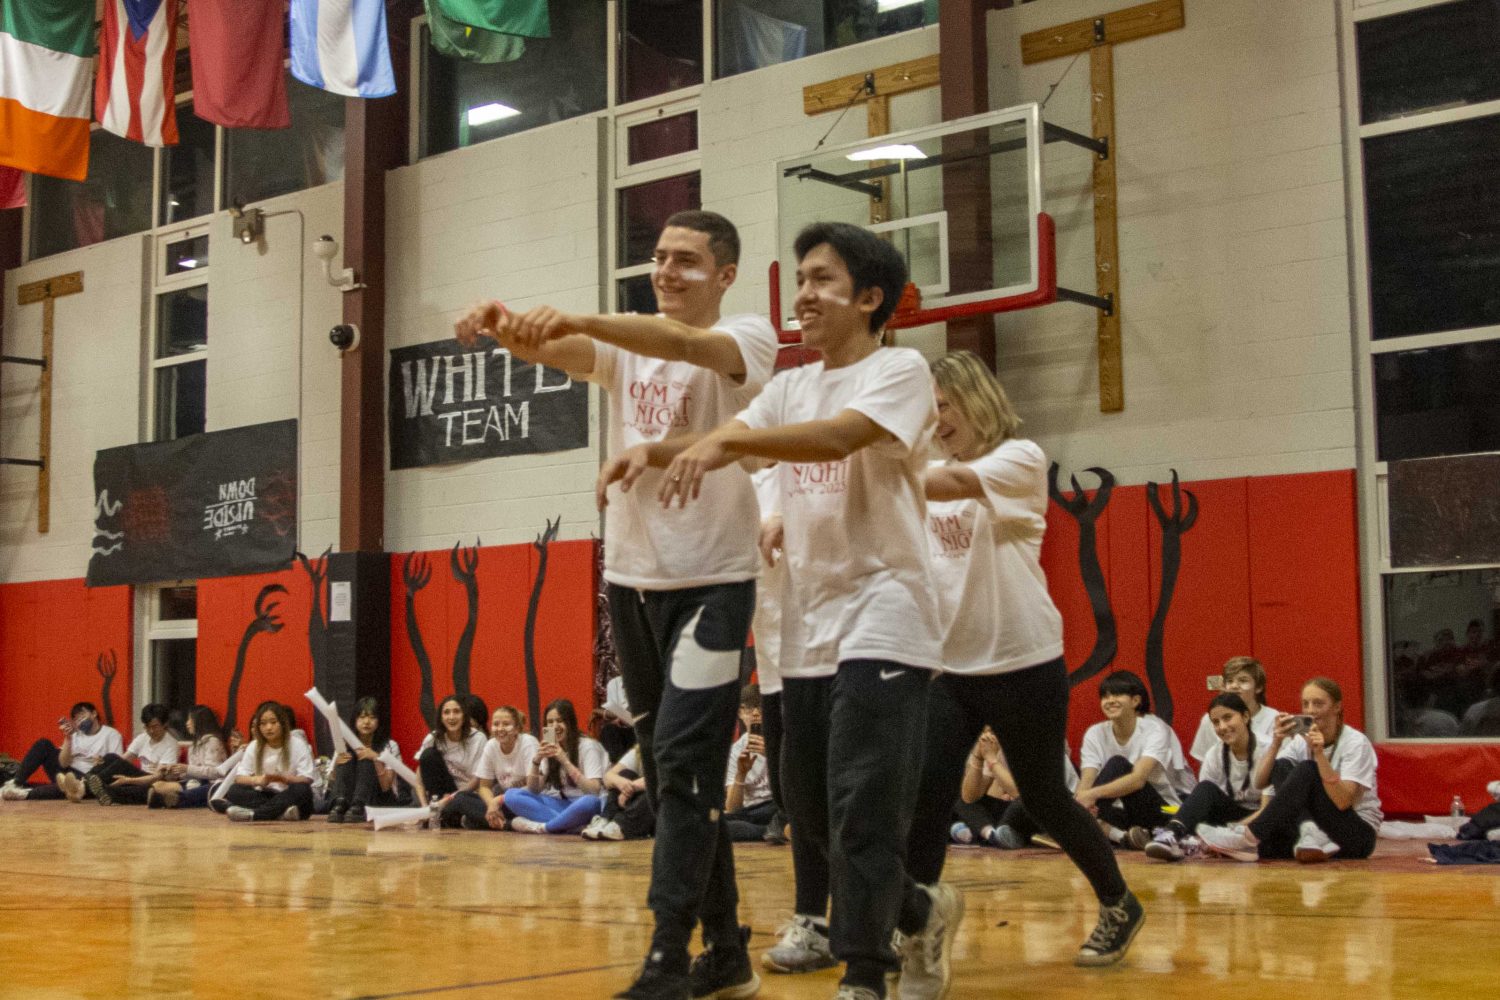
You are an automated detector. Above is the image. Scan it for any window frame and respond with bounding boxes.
[133,583,199,720]
[147,221,211,443]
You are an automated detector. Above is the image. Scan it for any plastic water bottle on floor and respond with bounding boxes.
[1450,795,1465,819]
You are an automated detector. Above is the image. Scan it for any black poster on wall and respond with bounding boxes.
[86,420,299,587]
[388,339,588,470]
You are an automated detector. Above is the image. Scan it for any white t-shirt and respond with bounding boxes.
[233,732,319,793]
[587,314,778,590]
[126,732,183,771]
[725,732,772,809]
[1197,738,1271,808]
[1275,726,1383,829]
[537,736,610,801]
[926,441,1064,675]
[416,729,488,787]
[65,725,124,774]
[1189,704,1280,763]
[1079,714,1197,807]
[477,733,539,789]
[737,348,943,677]
[751,466,786,695]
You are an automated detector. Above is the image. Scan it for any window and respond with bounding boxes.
[1374,340,1500,462]
[627,111,698,166]
[620,0,703,104]
[225,76,346,206]
[1356,0,1500,125]
[152,281,208,441]
[714,0,936,78]
[419,0,608,158]
[160,102,217,225]
[27,129,153,259]
[143,584,197,721]
[1385,571,1500,737]
[613,171,701,315]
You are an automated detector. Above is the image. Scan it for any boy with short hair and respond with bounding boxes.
[2,702,124,801]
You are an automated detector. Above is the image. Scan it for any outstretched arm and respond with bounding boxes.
[511,309,749,380]
[454,301,596,376]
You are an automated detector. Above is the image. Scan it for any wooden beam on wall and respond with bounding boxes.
[1091,46,1123,413]
[803,54,940,115]
[1021,0,1183,64]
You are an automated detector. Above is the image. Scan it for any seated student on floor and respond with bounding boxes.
[328,697,404,824]
[583,742,655,841]
[2,701,123,802]
[147,705,229,809]
[951,728,1081,850]
[1199,677,1383,863]
[1188,656,1279,764]
[445,705,538,830]
[222,701,319,822]
[412,695,487,813]
[1146,693,1271,861]
[505,698,608,834]
[1076,670,1197,849]
[723,684,776,842]
[85,703,181,805]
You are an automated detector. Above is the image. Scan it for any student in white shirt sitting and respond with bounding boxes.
[1188,657,1279,763]
[221,702,318,821]
[505,699,609,834]
[1199,677,1382,863]
[1146,693,1271,861]
[148,705,229,809]
[85,703,182,805]
[328,697,405,824]
[445,705,538,830]
[1076,671,1197,849]
[723,684,775,842]
[951,730,1080,851]
[584,742,656,841]
[413,695,487,817]
[2,701,124,802]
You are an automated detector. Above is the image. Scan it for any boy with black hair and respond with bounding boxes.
[2,702,124,802]
[85,702,182,805]
[456,209,777,1000]
[607,221,948,1000]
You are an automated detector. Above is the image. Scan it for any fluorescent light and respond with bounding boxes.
[876,0,922,10]
[466,102,521,127]
[177,258,199,269]
[846,144,927,162]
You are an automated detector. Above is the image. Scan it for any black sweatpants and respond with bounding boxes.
[1092,755,1172,832]
[762,688,785,816]
[725,800,776,841]
[89,754,155,805]
[952,796,1008,839]
[1248,759,1377,859]
[13,739,84,800]
[782,661,929,993]
[608,580,755,968]
[1172,781,1254,834]
[418,747,460,799]
[223,781,314,821]
[601,770,656,839]
[330,758,402,808]
[902,660,1127,930]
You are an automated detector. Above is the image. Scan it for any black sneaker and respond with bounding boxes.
[327,799,348,824]
[762,813,789,846]
[614,953,691,1000]
[460,815,488,830]
[689,925,760,999]
[85,774,113,806]
[1075,890,1145,966]
[346,803,367,824]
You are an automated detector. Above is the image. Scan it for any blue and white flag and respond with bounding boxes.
[289,0,397,99]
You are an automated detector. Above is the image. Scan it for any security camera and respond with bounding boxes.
[313,235,339,262]
[312,235,365,292]
[329,323,361,352]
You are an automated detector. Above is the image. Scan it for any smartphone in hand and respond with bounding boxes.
[1290,714,1315,737]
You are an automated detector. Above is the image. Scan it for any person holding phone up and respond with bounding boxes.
[1198,677,1383,863]
[723,684,775,841]
[2,702,123,802]
[504,699,609,834]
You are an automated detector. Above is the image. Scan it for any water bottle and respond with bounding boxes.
[1451,794,1465,819]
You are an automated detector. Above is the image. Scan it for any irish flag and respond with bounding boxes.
[0,1,96,181]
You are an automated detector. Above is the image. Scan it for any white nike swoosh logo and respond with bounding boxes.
[879,669,903,681]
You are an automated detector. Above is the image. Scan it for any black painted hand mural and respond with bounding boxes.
[1050,464,1119,687]
[296,548,333,751]
[1145,471,1197,725]
[95,651,118,728]
[225,584,286,735]
[449,539,481,697]
[523,517,562,738]
[402,552,437,730]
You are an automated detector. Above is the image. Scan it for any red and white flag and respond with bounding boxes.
[95,0,180,146]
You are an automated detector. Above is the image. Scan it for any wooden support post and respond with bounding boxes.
[867,96,892,223]
[14,271,82,534]
[1091,45,1123,413]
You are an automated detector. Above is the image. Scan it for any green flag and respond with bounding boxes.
[426,0,527,63]
[436,0,550,39]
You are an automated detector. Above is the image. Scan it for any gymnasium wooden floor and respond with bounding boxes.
[1,802,1496,1000]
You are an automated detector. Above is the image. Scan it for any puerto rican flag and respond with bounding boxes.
[95,0,180,147]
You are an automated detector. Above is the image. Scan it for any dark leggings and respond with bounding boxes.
[1092,755,1172,832]
[763,688,785,816]
[89,754,153,804]
[1248,759,1378,859]
[903,660,1128,918]
[418,747,460,799]
[1172,781,1254,834]
[330,758,401,808]
[223,782,314,821]
[952,796,1007,838]
[12,739,81,800]
[601,770,656,839]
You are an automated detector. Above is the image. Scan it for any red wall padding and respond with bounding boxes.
[0,580,133,747]
[1377,744,1500,815]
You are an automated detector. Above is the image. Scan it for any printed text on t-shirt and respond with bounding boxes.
[929,513,973,557]
[789,460,849,496]
[628,379,692,435]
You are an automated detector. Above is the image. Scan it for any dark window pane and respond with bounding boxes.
[165,234,208,276]
[1363,114,1500,340]
[150,638,197,720]
[628,111,698,165]
[1385,570,1500,737]
[28,130,153,259]
[618,274,658,314]
[161,104,217,225]
[715,0,935,78]
[621,0,703,103]
[617,173,701,268]
[154,360,207,441]
[156,285,208,358]
[420,1,607,157]
[1356,0,1500,124]
[1374,340,1500,461]
[157,585,197,620]
[225,76,346,205]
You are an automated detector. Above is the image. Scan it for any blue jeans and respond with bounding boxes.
[505,789,603,833]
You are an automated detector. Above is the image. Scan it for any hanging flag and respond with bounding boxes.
[290,0,398,99]
[0,166,25,209]
[0,0,96,181]
[187,0,291,130]
[425,0,526,63]
[96,0,181,147]
[436,0,550,39]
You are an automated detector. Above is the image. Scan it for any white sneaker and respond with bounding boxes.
[833,987,880,1000]
[1487,780,1500,802]
[762,914,837,974]
[510,817,547,834]
[1143,828,1184,862]
[948,822,973,845]
[1,782,29,801]
[581,815,608,840]
[227,806,255,822]
[599,820,625,841]
[280,805,301,821]
[896,882,964,1000]
[1198,824,1259,862]
[1294,821,1339,863]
